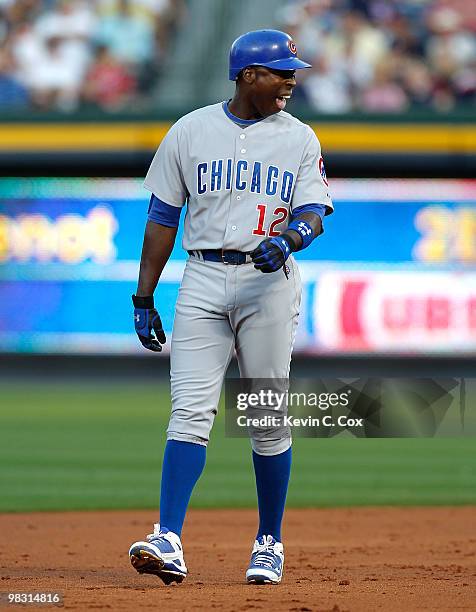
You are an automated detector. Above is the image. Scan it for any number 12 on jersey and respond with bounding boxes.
[252,204,289,237]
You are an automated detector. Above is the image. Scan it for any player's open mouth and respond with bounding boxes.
[276,95,291,110]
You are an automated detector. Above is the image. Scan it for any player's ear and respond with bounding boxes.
[242,67,255,84]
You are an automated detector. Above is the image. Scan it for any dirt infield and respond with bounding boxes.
[0,508,475,611]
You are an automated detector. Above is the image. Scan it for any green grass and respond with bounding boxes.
[0,382,475,512]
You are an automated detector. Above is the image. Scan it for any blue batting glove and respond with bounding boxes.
[132,294,166,352]
[250,236,291,273]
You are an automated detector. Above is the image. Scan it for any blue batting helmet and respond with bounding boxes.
[229,29,311,81]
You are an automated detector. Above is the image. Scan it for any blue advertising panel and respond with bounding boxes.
[1,178,475,354]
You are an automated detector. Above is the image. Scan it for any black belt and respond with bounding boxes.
[188,249,252,265]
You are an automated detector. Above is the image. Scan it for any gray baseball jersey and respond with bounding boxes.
[144,102,333,455]
[144,102,333,250]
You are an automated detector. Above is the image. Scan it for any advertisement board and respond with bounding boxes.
[1,178,475,354]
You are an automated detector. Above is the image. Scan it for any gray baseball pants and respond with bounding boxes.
[167,255,301,455]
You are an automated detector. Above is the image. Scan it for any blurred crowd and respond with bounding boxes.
[0,0,185,112]
[0,0,474,115]
[279,0,476,113]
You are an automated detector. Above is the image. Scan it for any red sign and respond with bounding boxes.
[315,271,476,353]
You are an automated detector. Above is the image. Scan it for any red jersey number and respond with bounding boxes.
[252,204,289,237]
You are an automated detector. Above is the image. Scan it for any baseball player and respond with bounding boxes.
[129,29,333,585]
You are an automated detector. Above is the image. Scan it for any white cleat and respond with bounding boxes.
[129,523,187,585]
[246,535,284,584]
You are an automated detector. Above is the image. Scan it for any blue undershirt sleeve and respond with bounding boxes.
[147,194,182,228]
[290,203,327,221]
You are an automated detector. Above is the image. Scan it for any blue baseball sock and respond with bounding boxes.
[252,446,292,542]
[159,440,206,537]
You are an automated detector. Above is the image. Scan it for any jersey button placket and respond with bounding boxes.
[226,134,243,244]
[236,138,246,204]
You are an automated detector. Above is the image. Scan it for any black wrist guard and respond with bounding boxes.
[280,232,300,252]
[132,294,154,309]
